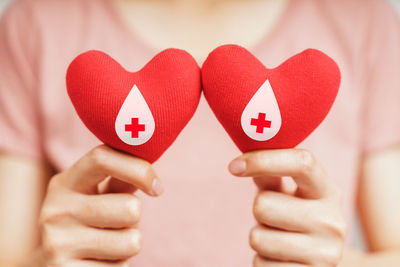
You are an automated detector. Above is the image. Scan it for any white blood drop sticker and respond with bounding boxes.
[240,79,282,141]
[115,84,155,145]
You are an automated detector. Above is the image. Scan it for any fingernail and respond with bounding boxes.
[151,177,164,196]
[228,159,247,175]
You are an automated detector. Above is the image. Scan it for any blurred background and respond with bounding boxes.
[0,0,9,13]
[1,0,400,15]
[0,0,388,14]
[393,0,400,11]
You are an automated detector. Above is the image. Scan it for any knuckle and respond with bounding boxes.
[297,149,316,174]
[41,225,64,261]
[315,241,344,266]
[142,162,154,181]
[253,197,264,218]
[80,197,100,217]
[39,206,55,226]
[88,146,110,169]
[39,205,65,227]
[124,229,142,256]
[249,226,263,251]
[315,212,347,240]
[253,193,272,219]
[138,162,156,190]
[330,220,348,240]
[39,195,72,226]
[125,197,142,223]
[48,174,63,191]
[251,152,266,170]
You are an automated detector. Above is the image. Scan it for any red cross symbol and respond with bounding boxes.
[125,118,145,138]
[251,112,271,134]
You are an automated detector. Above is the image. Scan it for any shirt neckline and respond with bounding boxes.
[103,0,295,61]
[251,0,295,55]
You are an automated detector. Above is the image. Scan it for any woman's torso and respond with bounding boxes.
[17,0,395,265]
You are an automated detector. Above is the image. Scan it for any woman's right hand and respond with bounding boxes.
[39,145,163,267]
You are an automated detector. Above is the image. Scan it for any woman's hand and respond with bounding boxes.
[229,149,347,267]
[39,145,163,266]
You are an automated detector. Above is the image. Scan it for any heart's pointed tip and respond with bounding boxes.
[117,148,160,165]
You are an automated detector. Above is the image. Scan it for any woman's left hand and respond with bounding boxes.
[229,149,347,267]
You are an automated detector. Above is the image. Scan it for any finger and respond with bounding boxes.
[64,145,163,196]
[229,149,335,199]
[254,176,298,196]
[43,223,141,261]
[254,255,307,267]
[67,260,129,267]
[104,178,137,194]
[249,225,315,263]
[71,227,142,260]
[98,177,138,194]
[73,193,141,229]
[253,176,282,192]
[253,190,316,232]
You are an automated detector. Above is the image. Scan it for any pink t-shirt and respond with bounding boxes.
[1,0,400,266]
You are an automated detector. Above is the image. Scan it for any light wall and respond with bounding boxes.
[0,0,11,14]
[391,0,400,13]
[1,0,400,14]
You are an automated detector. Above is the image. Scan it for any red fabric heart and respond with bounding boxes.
[201,45,340,152]
[67,49,201,163]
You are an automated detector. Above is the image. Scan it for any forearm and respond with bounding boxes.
[0,247,43,267]
[23,248,44,267]
[344,146,400,267]
[0,155,49,267]
[340,247,400,267]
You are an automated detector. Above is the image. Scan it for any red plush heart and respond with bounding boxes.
[67,49,201,163]
[201,45,340,152]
